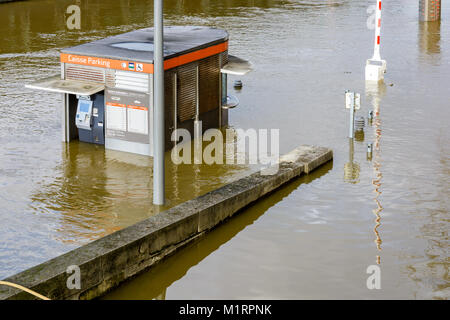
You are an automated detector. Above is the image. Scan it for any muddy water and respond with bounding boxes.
[0,0,448,299]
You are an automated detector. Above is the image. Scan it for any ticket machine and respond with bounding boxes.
[75,93,105,145]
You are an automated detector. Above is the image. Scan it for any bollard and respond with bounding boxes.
[419,0,441,22]
[366,0,387,82]
[418,18,441,56]
[367,143,373,160]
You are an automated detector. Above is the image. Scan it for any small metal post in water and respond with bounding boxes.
[153,0,165,205]
[365,0,387,81]
[346,91,360,139]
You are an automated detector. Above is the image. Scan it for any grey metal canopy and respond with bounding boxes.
[221,55,253,75]
[25,75,105,96]
[61,26,229,64]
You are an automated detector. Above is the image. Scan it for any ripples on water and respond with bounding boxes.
[0,0,448,299]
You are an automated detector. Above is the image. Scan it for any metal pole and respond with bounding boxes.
[346,91,355,139]
[153,0,165,205]
[372,0,382,61]
[194,65,202,164]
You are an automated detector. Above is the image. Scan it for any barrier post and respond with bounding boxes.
[365,0,387,82]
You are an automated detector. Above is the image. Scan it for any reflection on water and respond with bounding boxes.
[104,162,333,300]
[0,0,345,55]
[28,134,253,245]
[30,143,122,244]
[343,138,360,184]
[366,82,386,266]
[418,21,441,57]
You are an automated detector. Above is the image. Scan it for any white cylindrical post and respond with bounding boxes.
[153,0,165,205]
[372,0,382,61]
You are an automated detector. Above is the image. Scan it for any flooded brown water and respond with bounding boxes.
[0,0,449,299]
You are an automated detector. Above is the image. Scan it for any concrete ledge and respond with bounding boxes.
[0,145,332,300]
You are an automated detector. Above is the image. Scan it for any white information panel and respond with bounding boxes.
[127,106,148,135]
[105,88,150,144]
[106,103,127,131]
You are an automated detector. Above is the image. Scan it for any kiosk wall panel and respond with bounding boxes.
[199,54,220,114]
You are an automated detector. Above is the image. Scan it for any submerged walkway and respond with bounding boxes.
[0,145,332,300]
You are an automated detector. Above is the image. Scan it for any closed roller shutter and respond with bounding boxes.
[176,63,197,122]
[65,65,105,83]
[164,71,175,146]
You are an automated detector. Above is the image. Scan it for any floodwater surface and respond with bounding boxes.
[0,0,448,299]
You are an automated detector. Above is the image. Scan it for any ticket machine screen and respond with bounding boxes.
[79,100,91,113]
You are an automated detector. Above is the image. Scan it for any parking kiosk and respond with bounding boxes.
[26,26,251,156]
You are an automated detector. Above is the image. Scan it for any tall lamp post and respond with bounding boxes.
[153,0,165,205]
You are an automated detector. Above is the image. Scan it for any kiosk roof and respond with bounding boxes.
[61,26,228,64]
